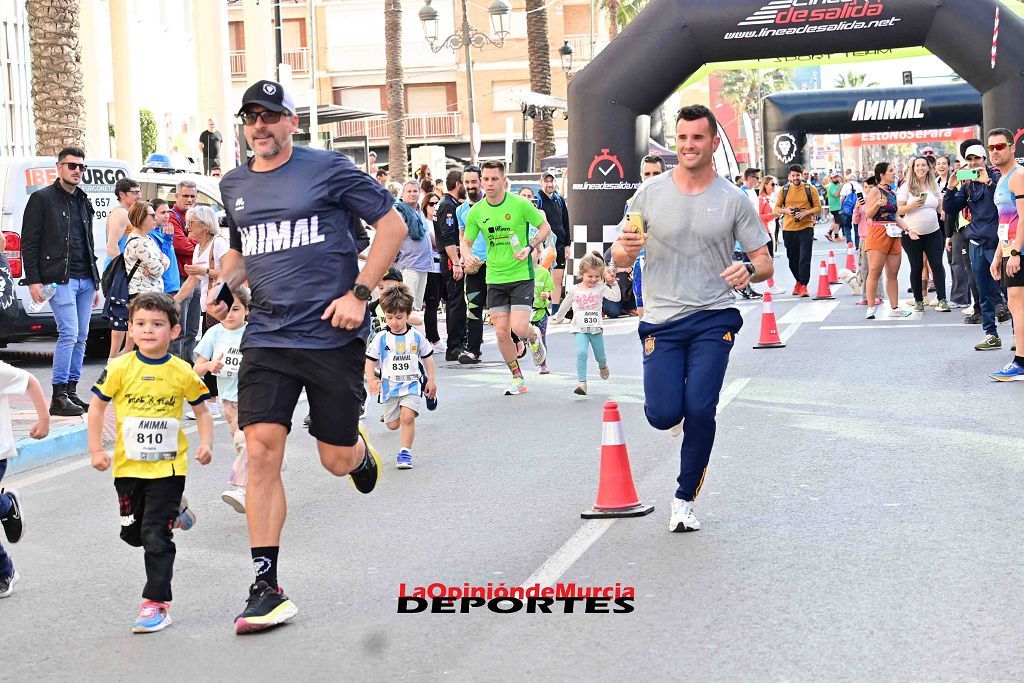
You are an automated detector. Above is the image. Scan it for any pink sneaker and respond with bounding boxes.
[538,364,550,375]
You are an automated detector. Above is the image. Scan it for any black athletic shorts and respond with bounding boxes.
[554,247,567,270]
[486,279,534,313]
[237,341,366,447]
[1002,256,1024,288]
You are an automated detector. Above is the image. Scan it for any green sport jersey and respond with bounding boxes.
[532,266,554,323]
[463,193,546,285]
[826,182,842,212]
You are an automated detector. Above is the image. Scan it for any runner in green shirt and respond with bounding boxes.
[461,160,552,395]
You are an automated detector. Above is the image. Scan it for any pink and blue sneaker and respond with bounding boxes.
[990,360,1024,382]
[132,600,172,633]
[173,496,196,531]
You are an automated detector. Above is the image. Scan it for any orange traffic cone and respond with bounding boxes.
[581,402,655,519]
[845,242,857,272]
[827,250,840,284]
[753,291,786,348]
[813,260,835,300]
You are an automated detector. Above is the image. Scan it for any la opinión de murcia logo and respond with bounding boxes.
[398,582,636,614]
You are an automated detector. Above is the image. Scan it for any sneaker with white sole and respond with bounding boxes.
[505,376,528,396]
[668,421,683,437]
[0,489,25,543]
[132,600,172,634]
[173,496,196,531]
[990,360,1024,381]
[222,488,246,513]
[865,306,877,320]
[599,365,610,380]
[669,498,700,532]
[527,327,547,366]
[396,449,413,470]
[888,308,912,319]
[0,569,19,598]
[207,401,222,419]
[573,382,587,395]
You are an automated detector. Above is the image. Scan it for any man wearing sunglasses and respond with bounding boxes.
[209,80,407,634]
[944,136,1012,351]
[21,147,102,416]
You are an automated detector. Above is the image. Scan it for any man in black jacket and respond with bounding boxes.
[435,169,467,360]
[537,172,570,306]
[21,147,101,416]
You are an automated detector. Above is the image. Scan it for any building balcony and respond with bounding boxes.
[564,33,607,63]
[331,111,462,143]
[229,48,309,78]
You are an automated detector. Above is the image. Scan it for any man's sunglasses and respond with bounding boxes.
[238,110,283,125]
[464,165,481,175]
[61,162,88,171]
[988,142,1010,152]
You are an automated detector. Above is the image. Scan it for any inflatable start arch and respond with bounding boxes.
[566,0,1024,261]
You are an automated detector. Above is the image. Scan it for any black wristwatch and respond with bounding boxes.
[744,263,756,276]
[1012,249,1022,257]
[352,283,372,301]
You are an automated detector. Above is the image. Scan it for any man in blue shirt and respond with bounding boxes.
[210,80,407,634]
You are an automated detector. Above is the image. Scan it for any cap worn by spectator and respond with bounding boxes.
[383,267,403,283]
[542,172,555,181]
[237,80,296,115]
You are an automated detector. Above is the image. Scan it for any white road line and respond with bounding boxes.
[820,323,966,330]
[779,323,802,344]
[777,300,839,324]
[519,376,751,589]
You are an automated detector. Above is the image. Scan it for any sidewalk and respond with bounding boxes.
[2,341,111,476]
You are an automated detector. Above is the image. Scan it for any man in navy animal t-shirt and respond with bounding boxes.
[211,80,407,634]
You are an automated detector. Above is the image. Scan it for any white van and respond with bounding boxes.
[0,156,133,355]
[136,171,223,213]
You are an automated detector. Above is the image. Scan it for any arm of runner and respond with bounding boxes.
[364,358,381,395]
[87,394,110,471]
[423,355,437,399]
[518,219,552,260]
[551,288,575,323]
[192,401,214,465]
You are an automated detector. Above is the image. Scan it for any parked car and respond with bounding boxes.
[0,156,133,356]
[141,152,202,175]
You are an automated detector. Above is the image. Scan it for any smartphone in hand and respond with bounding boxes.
[213,281,235,309]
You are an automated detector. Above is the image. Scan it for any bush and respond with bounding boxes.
[139,109,157,158]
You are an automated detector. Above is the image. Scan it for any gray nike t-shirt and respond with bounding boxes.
[621,173,768,325]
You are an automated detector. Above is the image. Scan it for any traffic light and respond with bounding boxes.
[902,71,913,85]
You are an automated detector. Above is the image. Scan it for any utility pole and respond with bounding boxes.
[274,0,284,82]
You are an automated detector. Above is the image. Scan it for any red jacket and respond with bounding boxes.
[168,206,197,278]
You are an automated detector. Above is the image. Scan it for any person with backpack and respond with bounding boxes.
[774,164,821,297]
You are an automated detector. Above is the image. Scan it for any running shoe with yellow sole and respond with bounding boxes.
[350,425,380,494]
[235,581,298,634]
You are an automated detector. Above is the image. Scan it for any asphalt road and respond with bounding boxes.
[2,234,1022,681]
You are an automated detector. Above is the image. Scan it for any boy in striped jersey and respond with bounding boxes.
[365,285,437,469]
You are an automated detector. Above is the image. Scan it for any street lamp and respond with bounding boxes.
[419,0,511,165]
[558,40,573,78]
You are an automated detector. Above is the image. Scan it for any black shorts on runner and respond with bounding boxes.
[237,341,366,447]
[554,248,566,270]
[486,279,534,313]
[1002,256,1024,288]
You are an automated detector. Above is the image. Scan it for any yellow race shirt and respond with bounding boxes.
[92,350,211,479]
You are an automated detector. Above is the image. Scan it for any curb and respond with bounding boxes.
[8,423,88,476]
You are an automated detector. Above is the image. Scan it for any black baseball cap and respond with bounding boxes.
[383,267,403,283]
[237,80,296,116]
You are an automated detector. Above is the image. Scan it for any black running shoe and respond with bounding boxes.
[0,489,24,544]
[444,348,462,361]
[996,305,1011,323]
[349,425,380,494]
[964,313,982,325]
[235,581,298,634]
[458,351,480,365]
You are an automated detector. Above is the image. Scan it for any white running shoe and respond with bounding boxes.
[527,327,547,366]
[505,376,528,396]
[207,401,222,419]
[431,340,445,354]
[222,488,246,513]
[865,306,877,320]
[888,307,912,319]
[669,498,700,532]
[668,421,683,437]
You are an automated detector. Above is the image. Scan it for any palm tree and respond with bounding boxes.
[718,68,794,166]
[525,0,554,165]
[385,0,408,181]
[598,0,648,40]
[27,0,85,154]
[834,71,879,89]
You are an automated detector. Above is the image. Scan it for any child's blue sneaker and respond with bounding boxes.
[396,450,413,470]
[990,360,1024,382]
[132,600,172,633]
[173,496,195,531]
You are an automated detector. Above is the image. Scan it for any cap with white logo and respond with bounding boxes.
[237,80,296,116]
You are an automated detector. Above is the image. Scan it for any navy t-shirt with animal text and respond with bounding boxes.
[220,146,394,350]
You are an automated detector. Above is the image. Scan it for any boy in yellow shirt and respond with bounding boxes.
[88,292,214,634]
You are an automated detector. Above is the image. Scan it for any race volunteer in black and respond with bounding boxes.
[211,80,407,634]
[435,170,467,359]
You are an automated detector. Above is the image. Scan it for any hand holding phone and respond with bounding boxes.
[213,281,235,309]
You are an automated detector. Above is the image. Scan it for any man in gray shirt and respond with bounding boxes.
[612,104,772,534]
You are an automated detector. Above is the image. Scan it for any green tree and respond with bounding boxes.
[598,0,648,40]
[833,71,879,88]
[139,109,157,159]
[718,68,794,166]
